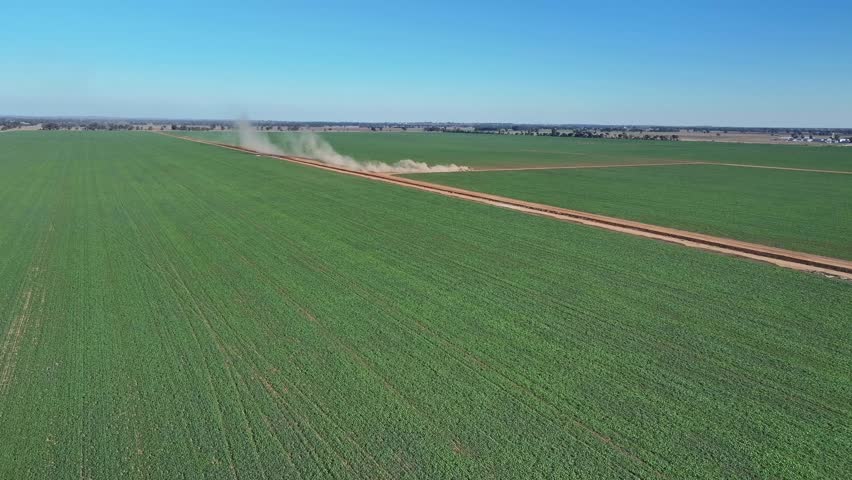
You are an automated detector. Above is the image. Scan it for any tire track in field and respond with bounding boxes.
[129,155,321,479]
[159,165,404,478]
[207,200,647,475]
[204,222,424,479]
[0,156,62,398]
[343,186,850,424]
[116,177,246,480]
[135,174,366,479]
[247,207,663,476]
[0,222,51,396]
[338,273,667,478]
[392,226,847,456]
[151,206,331,479]
[132,162,386,479]
[122,154,370,478]
[197,196,645,476]
[159,133,852,280]
[97,165,212,479]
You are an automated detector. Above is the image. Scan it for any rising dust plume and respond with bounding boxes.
[236,119,468,173]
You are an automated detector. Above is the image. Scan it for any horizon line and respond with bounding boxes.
[2,113,851,131]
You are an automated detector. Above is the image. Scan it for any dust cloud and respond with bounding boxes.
[235,119,468,173]
[236,118,285,155]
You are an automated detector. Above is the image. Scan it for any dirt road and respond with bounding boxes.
[469,162,852,174]
[468,162,705,172]
[708,163,852,175]
[161,133,852,280]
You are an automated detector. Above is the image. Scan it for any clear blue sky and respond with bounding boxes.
[2,1,851,127]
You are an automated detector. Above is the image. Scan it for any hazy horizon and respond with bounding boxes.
[4,113,851,131]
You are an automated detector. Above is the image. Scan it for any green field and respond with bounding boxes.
[183,130,852,170]
[408,164,852,260]
[1,131,850,479]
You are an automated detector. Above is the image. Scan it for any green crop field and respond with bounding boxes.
[183,130,852,171]
[407,164,852,260]
[1,131,850,479]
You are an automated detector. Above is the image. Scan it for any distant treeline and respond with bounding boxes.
[428,126,681,141]
[2,117,851,137]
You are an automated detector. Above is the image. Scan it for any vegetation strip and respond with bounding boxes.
[164,133,852,279]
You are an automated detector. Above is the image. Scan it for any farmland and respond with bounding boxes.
[183,130,852,171]
[1,131,850,479]
[407,164,852,260]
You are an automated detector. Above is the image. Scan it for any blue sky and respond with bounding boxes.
[1,1,850,126]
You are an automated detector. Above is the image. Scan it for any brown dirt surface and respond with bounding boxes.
[467,162,851,174]
[709,163,852,175]
[470,161,706,172]
[160,133,852,280]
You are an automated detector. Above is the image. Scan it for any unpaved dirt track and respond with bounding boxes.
[469,162,705,172]
[708,163,852,175]
[470,162,852,174]
[161,133,852,280]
